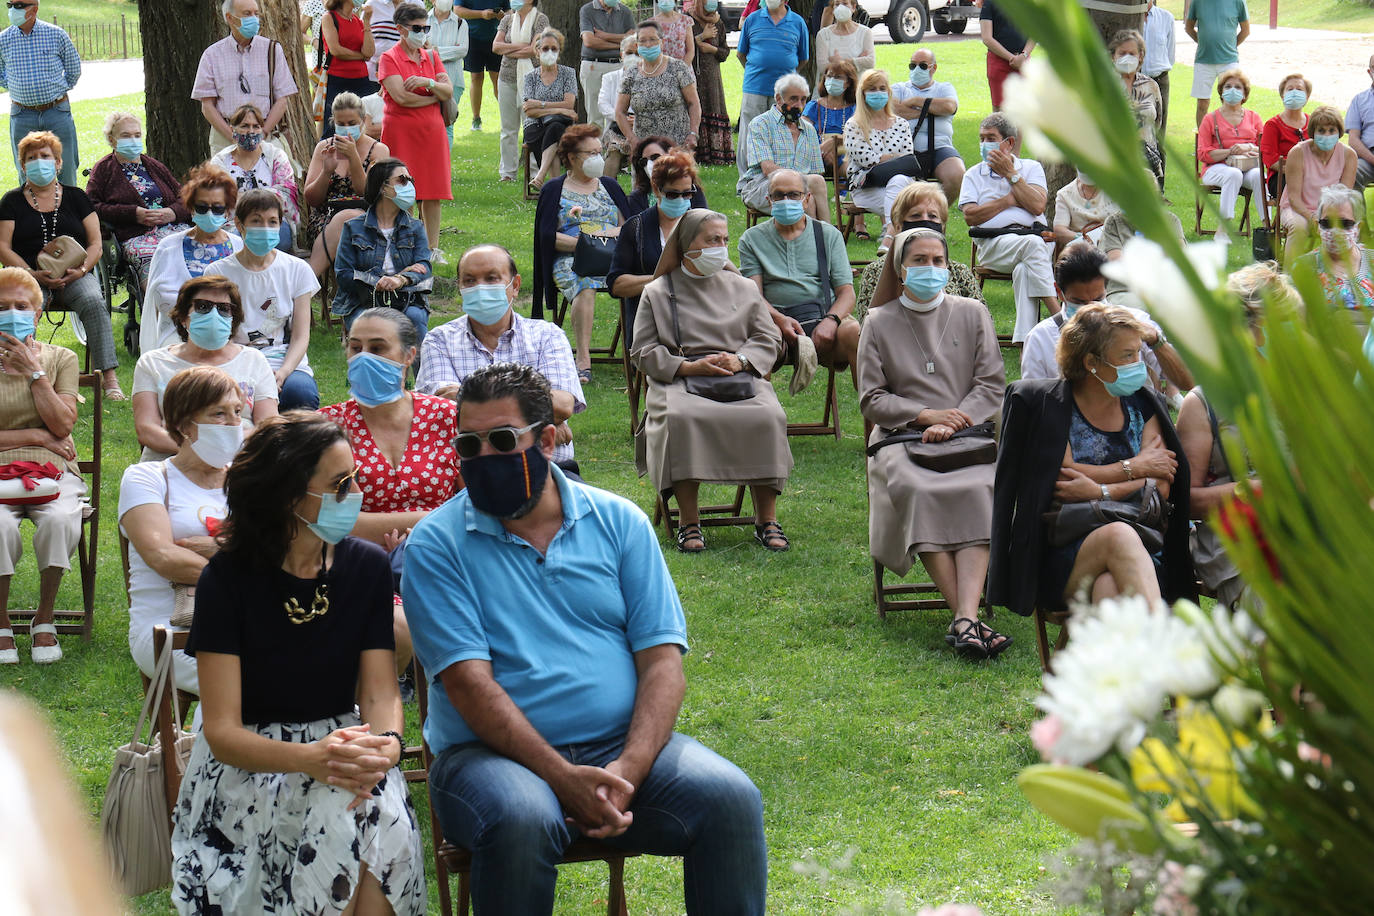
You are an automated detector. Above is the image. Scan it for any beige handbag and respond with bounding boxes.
[36,235,86,277]
[169,586,196,628]
[99,640,193,896]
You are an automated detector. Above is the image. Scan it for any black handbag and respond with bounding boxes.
[667,273,755,402]
[776,221,834,336]
[1251,225,1274,262]
[866,421,997,471]
[1042,478,1172,554]
[572,233,615,277]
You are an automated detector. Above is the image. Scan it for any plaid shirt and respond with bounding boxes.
[191,35,298,120]
[415,312,586,463]
[0,21,81,107]
[744,106,823,180]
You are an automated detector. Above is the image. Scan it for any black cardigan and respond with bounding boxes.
[531,175,632,320]
[987,378,1196,616]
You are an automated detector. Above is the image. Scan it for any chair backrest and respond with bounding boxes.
[77,372,101,515]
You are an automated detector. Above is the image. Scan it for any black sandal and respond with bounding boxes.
[676,523,705,553]
[945,618,990,660]
[975,621,1013,658]
[754,521,789,551]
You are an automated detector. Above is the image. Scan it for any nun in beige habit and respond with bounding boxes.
[631,208,793,553]
[858,227,1010,658]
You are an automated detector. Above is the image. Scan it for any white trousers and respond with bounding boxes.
[974,234,1057,342]
[579,60,620,132]
[498,78,522,180]
[1201,163,1262,220]
[849,175,915,227]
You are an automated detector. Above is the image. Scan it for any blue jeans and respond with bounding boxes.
[10,101,78,186]
[277,368,319,410]
[429,732,767,915]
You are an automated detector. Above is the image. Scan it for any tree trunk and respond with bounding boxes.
[136,0,222,179]
[542,0,588,121]
[791,0,818,89]
[261,0,322,173]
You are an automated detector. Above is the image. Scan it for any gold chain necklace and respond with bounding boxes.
[283,544,330,624]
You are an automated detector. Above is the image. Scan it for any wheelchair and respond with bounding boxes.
[95,221,145,359]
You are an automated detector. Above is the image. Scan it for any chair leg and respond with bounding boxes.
[873,559,887,620]
[457,870,470,916]
[607,856,627,916]
[1035,609,1052,673]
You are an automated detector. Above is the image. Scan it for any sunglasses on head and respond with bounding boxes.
[193,202,228,215]
[308,468,360,504]
[453,423,542,460]
[1324,218,1358,230]
[190,300,234,317]
[660,187,697,200]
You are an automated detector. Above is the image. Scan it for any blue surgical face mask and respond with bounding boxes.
[639,43,661,62]
[235,14,260,39]
[297,489,363,544]
[1221,87,1244,106]
[772,199,805,226]
[24,159,57,186]
[657,0,675,10]
[348,351,408,407]
[192,210,228,234]
[1098,358,1149,397]
[658,195,690,219]
[705,0,719,10]
[904,265,949,301]
[824,77,845,97]
[511,0,525,9]
[336,123,363,141]
[7,6,25,27]
[243,225,279,256]
[909,66,932,88]
[864,90,888,110]
[1314,132,1339,152]
[1282,89,1307,110]
[187,308,233,350]
[462,282,513,325]
[115,138,144,159]
[0,308,36,341]
[980,140,1002,162]
[390,181,416,210]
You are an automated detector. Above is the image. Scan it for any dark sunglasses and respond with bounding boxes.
[660,187,697,200]
[193,202,228,215]
[190,300,234,317]
[453,423,542,459]
[5,2,33,9]
[407,24,432,34]
[1324,218,1358,230]
[911,62,930,70]
[308,468,360,504]
[391,175,415,187]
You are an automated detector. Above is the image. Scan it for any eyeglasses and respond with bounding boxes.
[307,468,360,504]
[407,24,432,34]
[660,187,698,200]
[911,62,930,70]
[1323,218,1358,230]
[769,191,806,202]
[453,423,542,459]
[193,203,228,215]
[391,175,414,187]
[190,300,235,317]
[5,2,33,9]
[576,148,602,157]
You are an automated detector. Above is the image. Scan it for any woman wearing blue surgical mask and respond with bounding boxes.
[143,165,244,354]
[1197,68,1263,232]
[131,275,278,462]
[0,131,124,399]
[1261,72,1313,198]
[651,0,693,67]
[304,92,390,276]
[804,61,858,207]
[614,21,701,154]
[171,411,425,915]
[1289,187,1374,327]
[210,104,302,253]
[318,0,380,140]
[85,111,192,291]
[1108,29,1164,189]
[859,227,1008,659]
[330,159,434,355]
[990,304,1195,627]
[203,188,322,411]
[1278,104,1358,266]
[843,69,918,254]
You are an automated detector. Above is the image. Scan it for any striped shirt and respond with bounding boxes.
[0,341,80,475]
[0,20,81,107]
[191,35,298,121]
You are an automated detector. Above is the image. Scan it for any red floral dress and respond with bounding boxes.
[319,392,462,512]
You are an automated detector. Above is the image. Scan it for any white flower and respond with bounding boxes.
[1212,684,1266,728]
[1174,601,1264,672]
[1100,236,1228,368]
[1002,58,1113,169]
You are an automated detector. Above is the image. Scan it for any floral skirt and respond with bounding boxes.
[696,111,735,166]
[122,223,186,286]
[552,254,608,301]
[170,712,426,915]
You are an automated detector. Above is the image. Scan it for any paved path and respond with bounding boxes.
[0,58,144,104]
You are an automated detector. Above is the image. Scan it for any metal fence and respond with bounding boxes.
[49,15,142,62]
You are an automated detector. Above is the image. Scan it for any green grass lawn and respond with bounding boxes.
[1160,0,1374,33]
[0,39,1263,915]
[42,0,137,28]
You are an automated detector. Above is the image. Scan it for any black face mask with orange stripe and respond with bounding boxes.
[460,442,550,520]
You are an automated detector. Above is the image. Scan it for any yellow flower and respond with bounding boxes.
[1130,701,1260,822]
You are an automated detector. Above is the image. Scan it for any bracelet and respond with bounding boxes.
[823,313,842,326]
[379,730,405,754]
[1121,459,1134,480]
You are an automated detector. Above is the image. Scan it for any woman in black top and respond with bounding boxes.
[0,131,123,398]
[624,134,707,216]
[171,412,425,916]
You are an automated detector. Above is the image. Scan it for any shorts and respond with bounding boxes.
[464,38,501,74]
[929,146,962,168]
[736,172,773,213]
[1191,60,1237,99]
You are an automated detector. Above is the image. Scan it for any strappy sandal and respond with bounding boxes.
[103,386,127,402]
[945,618,990,660]
[675,523,705,553]
[975,620,1013,658]
[854,226,872,241]
[754,520,789,552]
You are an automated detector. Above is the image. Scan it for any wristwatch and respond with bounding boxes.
[736,352,750,372]
[28,369,46,385]
[1008,171,1022,185]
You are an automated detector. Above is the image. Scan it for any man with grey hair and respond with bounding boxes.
[735,0,808,175]
[736,74,827,220]
[957,113,1058,342]
[192,0,298,155]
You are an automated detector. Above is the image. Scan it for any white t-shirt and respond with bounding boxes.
[118,460,228,694]
[131,344,280,461]
[1019,306,1164,381]
[958,158,1048,229]
[204,252,320,376]
[893,79,957,153]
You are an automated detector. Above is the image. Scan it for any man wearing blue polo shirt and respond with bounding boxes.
[735,0,807,176]
[404,363,767,916]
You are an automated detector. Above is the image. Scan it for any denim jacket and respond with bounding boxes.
[331,207,434,317]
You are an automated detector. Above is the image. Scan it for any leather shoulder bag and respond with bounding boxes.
[1042,477,1172,554]
[866,420,997,472]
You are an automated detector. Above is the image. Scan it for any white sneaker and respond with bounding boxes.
[431,249,449,266]
[0,628,16,665]
[30,623,61,665]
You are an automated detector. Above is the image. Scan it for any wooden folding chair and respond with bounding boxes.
[837,173,869,243]
[555,294,622,364]
[785,365,841,440]
[412,659,636,916]
[968,245,1024,352]
[1193,132,1254,238]
[1033,607,1071,673]
[621,299,647,437]
[744,204,766,228]
[7,373,100,641]
[522,144,538,201]
[653,486,753,541]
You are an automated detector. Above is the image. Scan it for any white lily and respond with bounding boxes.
[1002,58,1113,169]
[1100,236,1229,368]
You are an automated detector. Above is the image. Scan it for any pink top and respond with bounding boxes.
[656,12,692,61]
[1197,108,1262,173]
[1280,139,1350,213]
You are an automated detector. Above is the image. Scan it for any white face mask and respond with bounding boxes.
[435,0,455,10]
[581,153,606,179]
[539,49,559,66]
[686,246,728,277]
[189,422,244,469]
[1113,54,1139,75]
[832,4,852,22]
[765,0,784,10]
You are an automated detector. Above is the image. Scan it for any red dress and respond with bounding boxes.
[319,393,462,513]
[379,44,454,201]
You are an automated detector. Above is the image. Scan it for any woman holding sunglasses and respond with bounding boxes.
[143,165,243,354]
[379,2,454,259]
[132,276,278,462]
[171,411,425,915]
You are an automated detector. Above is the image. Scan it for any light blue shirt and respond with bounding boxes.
[1142,4,1175,77]
[1348,88,1374,151]
[403,465,689,755]
[892,79,957,153]
[0,20,81,107]
[737,7,808,97]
